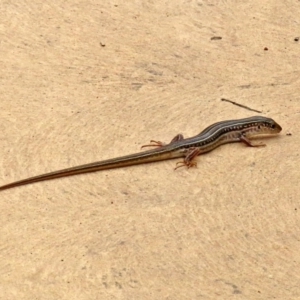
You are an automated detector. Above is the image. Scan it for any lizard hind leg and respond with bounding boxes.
[141,134,184,149]
[141,140,165,149]
[174,147,201,170]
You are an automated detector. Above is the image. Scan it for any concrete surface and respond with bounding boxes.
[0,1,299,299]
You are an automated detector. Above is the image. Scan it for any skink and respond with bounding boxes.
[0,116,282,190]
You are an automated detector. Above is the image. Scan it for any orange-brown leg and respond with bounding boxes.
[169,134,184,143]
[141,140,165,149]
[240,135,266,147]
[141,134,184,149]
[174,147,201,170]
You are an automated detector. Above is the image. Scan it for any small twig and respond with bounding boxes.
[221,98,262,113]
